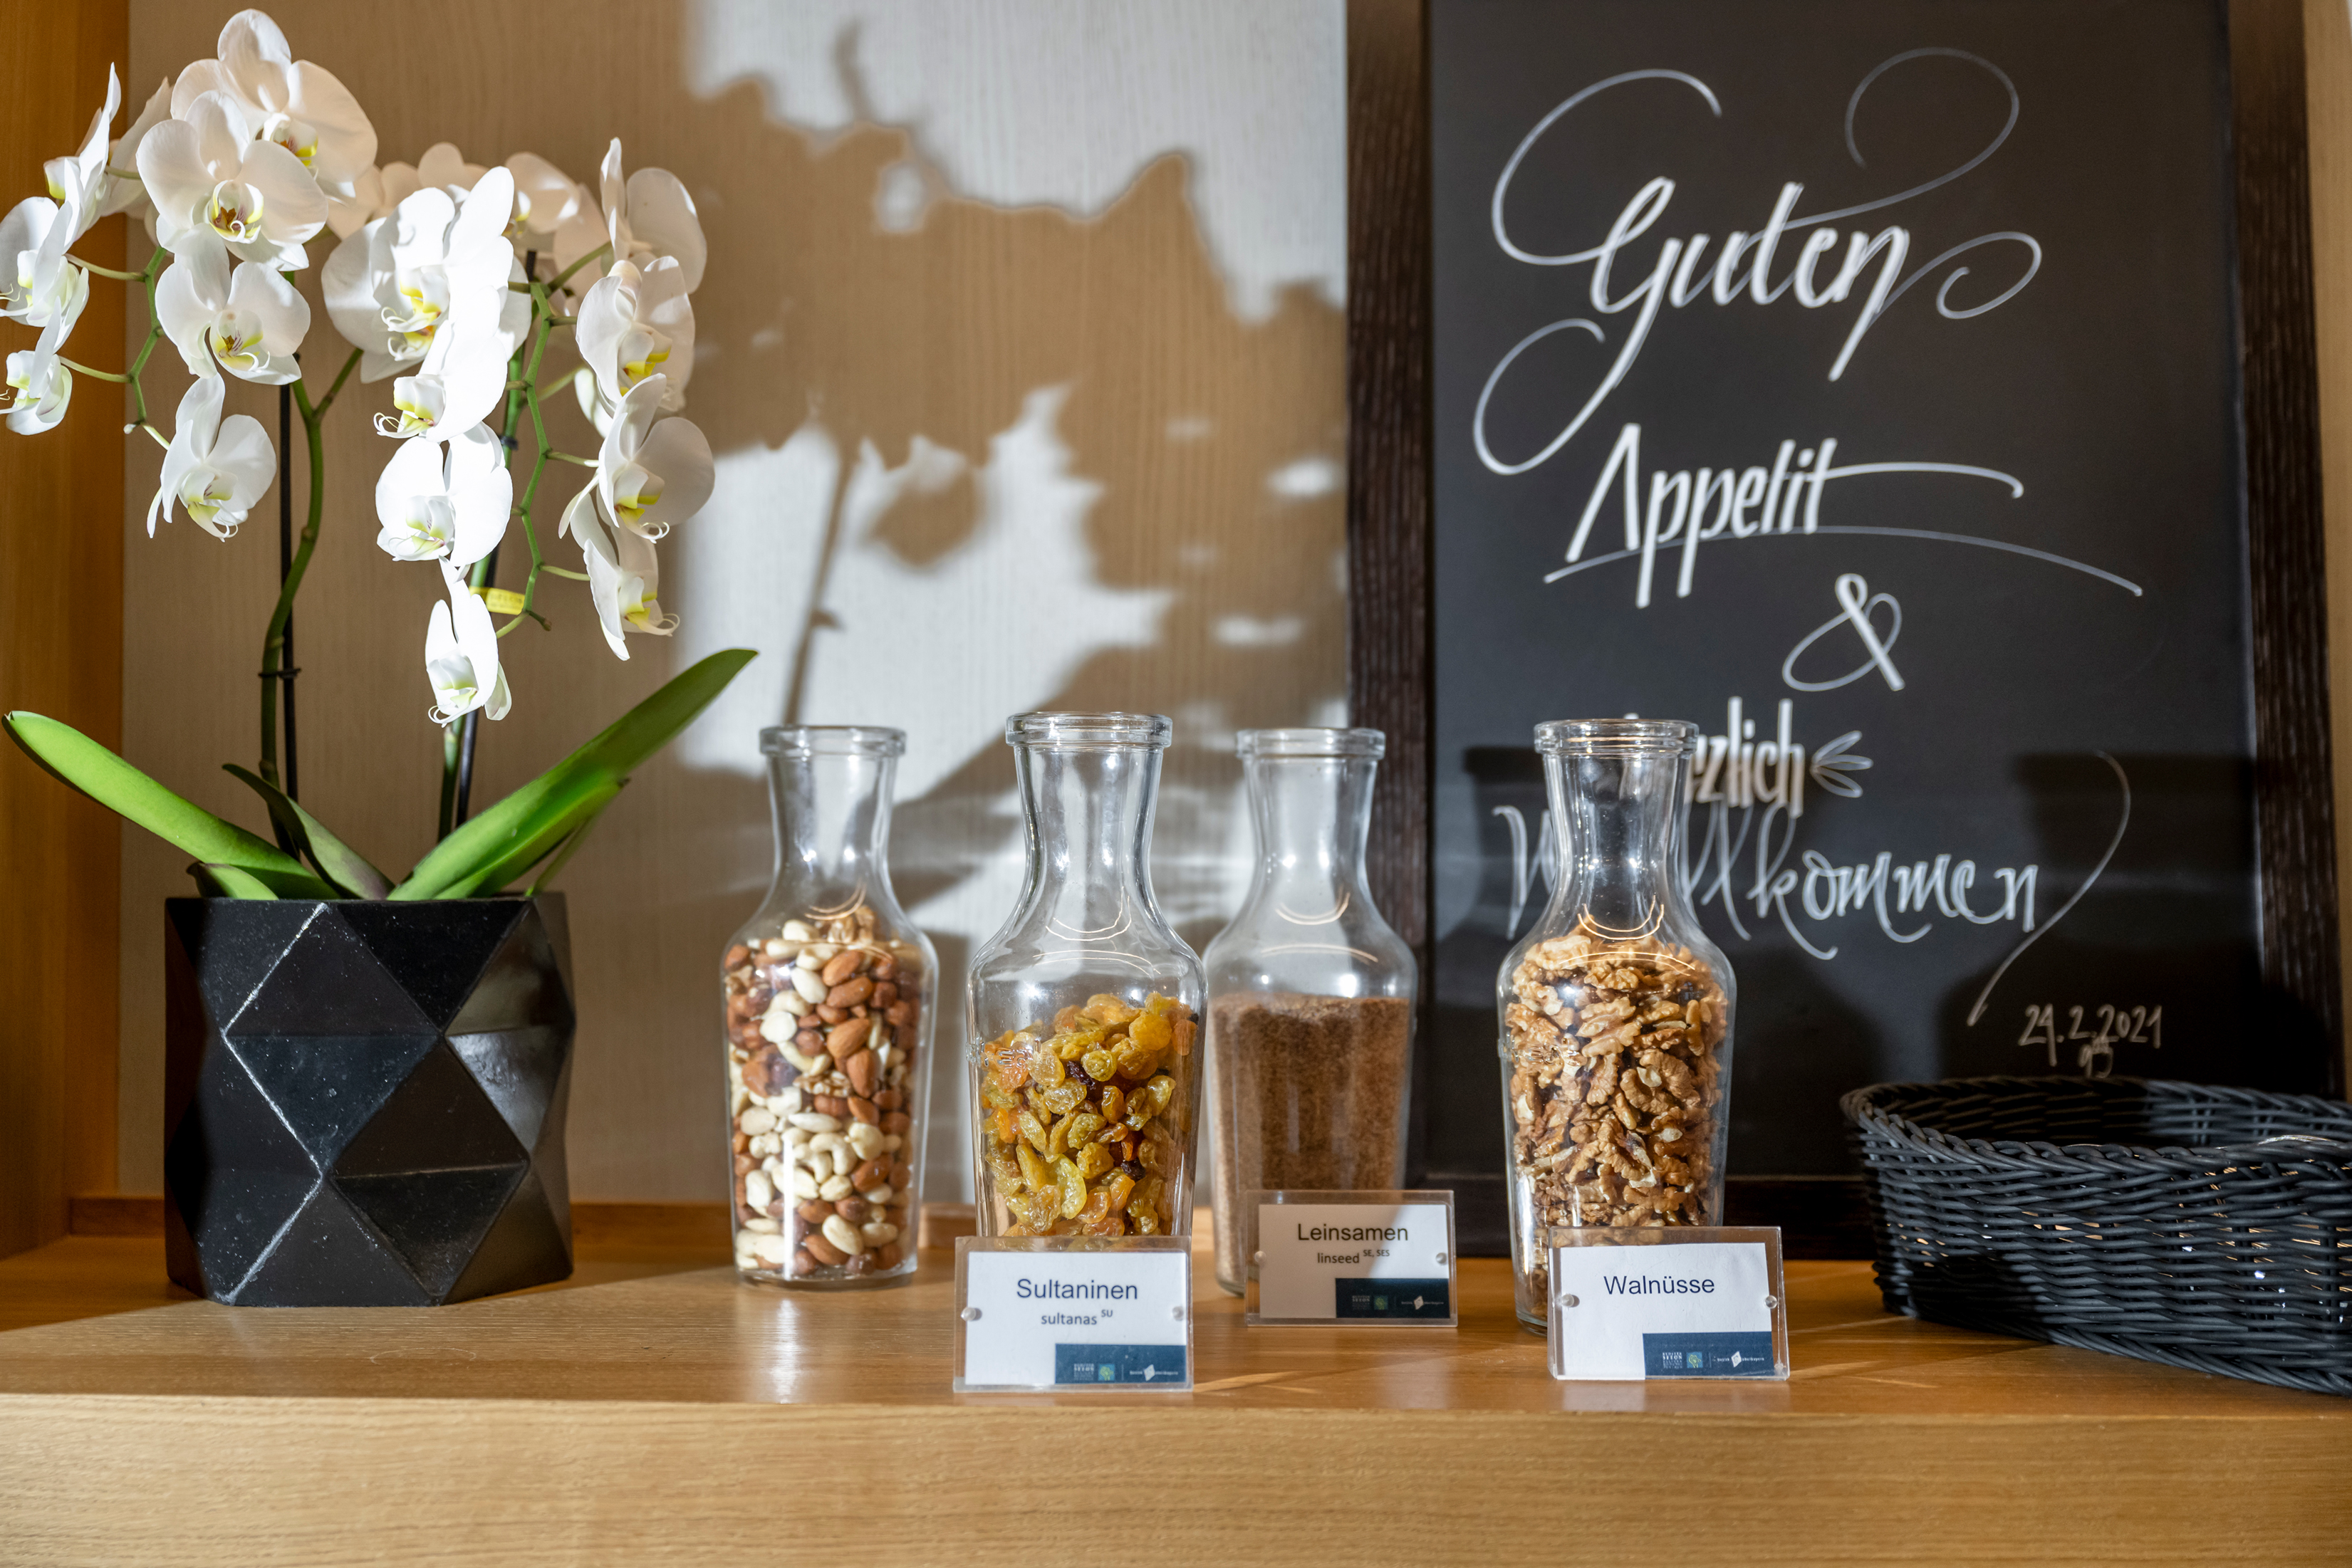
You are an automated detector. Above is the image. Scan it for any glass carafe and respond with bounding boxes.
[1203,728,1416,1295]
[968,713,1204,1237]
[722,726,936,1286]
[1499,718,1734,1329]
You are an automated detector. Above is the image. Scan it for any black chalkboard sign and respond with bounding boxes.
[1370,0,2342,1246]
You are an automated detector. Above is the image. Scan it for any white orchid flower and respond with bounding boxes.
[505,152,584,254]
[553,139,705,294]
[377,313,513,442]
[41,68,120,247]
[98,78,175,224]
[561,484,675,659]
[577,256,694,412]
[155,244,311,383]
[144,375,274,538]
[424,560,510,724]
[0,198,88,330]
[170,9,377,185]
[4,298,85,435]
[137,90,327,271]
[378,143,485,212]
[594,375,712,539]
[375,424,511,565]
[324,165,517,380]
[321,165,383,240]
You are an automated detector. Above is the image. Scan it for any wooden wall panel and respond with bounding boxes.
[0,0,128,1259]
[2307,0,2352,1090]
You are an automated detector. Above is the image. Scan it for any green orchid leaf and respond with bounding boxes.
[526,801,609,897]
[5,711,336,899]
[393,648,753,899]
[187,862,279,899]
[442,779,623,899]
[223,765,391,899]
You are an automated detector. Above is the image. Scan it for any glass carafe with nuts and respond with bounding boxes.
[968,713,1204,1238]
[1499,718,1734,1329]
[722,726,935,1285]
[1203,728,1416,1295]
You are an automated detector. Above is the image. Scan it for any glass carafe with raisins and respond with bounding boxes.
[1498,718,1735,1329]
[968,712,1204,1238]
[722,726,936,1287]
[1203,728,1417,1295]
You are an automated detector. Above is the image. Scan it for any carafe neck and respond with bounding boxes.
[1242,752,1375,916]
[765,746,898,916]
[1545,748,1693,936]
[1011,741,1164,936]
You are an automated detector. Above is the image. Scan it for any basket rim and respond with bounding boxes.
[1839,1075,2352,1176]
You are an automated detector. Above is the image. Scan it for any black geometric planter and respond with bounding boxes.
[162,895,576,1306]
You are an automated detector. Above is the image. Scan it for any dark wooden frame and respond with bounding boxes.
[1343,0,2341,1257]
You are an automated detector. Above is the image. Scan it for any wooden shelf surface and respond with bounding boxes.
[4,1222,2348,1564]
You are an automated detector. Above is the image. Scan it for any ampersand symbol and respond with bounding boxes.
[1781,573,1905,692]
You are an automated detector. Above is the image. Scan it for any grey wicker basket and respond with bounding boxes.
[1841,1076,2352,1395]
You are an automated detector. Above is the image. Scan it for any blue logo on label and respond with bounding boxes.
[1334,1278,1451,1319]
[1642,1332,1776,1378]
[1054,1344,1187,1386]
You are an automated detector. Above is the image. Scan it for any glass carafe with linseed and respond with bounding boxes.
[1203,728,1416,1295]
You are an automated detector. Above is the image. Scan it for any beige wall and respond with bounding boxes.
[118,1,1348,1199]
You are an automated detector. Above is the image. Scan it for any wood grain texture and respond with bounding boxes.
[2234,0,2346,1083]
[0,0,127,1262]
[2304,0,2352,1088]
[1347,0,1437,1186]
[0,1229,2346,1565]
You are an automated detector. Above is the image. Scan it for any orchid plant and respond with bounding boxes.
[1,10,744,901]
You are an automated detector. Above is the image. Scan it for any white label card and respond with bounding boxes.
[956,1243,1191,1391]
[1547,1238,1783,1381]
[1252,1199,1455,1324]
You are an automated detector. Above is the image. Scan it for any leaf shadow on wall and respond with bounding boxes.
[461,11,1344,1196]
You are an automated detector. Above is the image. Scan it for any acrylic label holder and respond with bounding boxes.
[1546,1225,1788,1381]
[1246,1190,1457,1327]
[953,1236,1192,1391]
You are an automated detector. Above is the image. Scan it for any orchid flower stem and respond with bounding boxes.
[548,450,594,467]
[69,256,145,282]
[543,565,590,582]
[496,282,566,639]
[259,351,353,793]
[123,248,167,429]
[546,242,610,292]
[59,359,128,382]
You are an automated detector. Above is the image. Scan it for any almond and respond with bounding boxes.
[885,1000,915,1028]
[843,1049,878,1097]
[874,1087,902,1112]
[880,1110,912,1134]
[803,1233,847,1267]
[820,948,865,987]
[834,1196,871,1224]
[826,976,874,1009]
[871,952,898,982]
[827,1016,873,1057]
[796,1199,832,1225]
[870,981,899,1010]
[851,1156,890,1193]
[848,1095,879,1125]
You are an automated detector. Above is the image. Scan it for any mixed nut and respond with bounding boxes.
[724,904,924,1282]
[976,992,1197,1236]
[1504,925,1728,1312]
